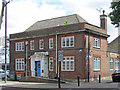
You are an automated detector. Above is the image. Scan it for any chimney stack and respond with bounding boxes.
[100,10,107,30]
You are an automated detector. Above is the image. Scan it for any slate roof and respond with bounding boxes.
[10,14,109,40]
[24,14,87,32]
[108,35,120,53]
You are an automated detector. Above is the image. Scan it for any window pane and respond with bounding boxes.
[61,36,74,48]
[110,58,113,70]
[94,57,100,70]
[62,38,65,47]
[66,38,69,46]
[49,57,53,71]
[61,56,74,71]
[16,58,24,70]
[49,39,53,49]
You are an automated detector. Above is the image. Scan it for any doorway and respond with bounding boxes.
[35,61,41,77]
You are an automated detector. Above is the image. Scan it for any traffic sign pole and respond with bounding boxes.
[58,50,64,88]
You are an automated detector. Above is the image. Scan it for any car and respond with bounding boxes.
[112,70,120,82]
[0,69,5,79]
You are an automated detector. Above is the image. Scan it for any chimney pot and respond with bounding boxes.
[100,10,107,30]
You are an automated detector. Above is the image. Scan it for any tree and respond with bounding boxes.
[108,1,120,27]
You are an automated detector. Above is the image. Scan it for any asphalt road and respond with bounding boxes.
[0,80,120,90]
[0,86,120,90]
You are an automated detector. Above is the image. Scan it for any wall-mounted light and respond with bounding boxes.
[79,49,82,53]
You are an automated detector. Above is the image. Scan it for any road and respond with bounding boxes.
[0,80,120,90]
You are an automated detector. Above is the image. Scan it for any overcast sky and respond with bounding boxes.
[0,0,118,43]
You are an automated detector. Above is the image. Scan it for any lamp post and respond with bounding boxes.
[25,40,28,77]
[4,0,10,83]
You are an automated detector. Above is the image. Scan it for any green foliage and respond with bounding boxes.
[64,20,68,25]
[108,1,120,27]
[64,20,71,25]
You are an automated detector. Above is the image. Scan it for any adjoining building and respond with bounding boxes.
[9,12,110,80]
[108,35,120,75]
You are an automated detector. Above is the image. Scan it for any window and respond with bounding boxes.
[49,38,53,49]
[93,38,100,48]
[110,58,113,70]
[61,56,74,71]
[30,40,34,50]
[115,58,119,70]
[94,57,100,71]
[39,39,44,49]
[16,58,24,70]
[61,36,74,48]
[15,42,24,51]
[49,57,53,71]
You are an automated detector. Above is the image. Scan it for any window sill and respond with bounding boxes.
[110,69,114,71]
[93,46,100,49]
[94,69,100,72]
[16,70,24,71]
[49,48,54,49]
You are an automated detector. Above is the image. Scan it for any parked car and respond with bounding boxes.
[112,70,120,82]
[0,69,5,79]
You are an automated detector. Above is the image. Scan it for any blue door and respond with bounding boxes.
[36,62,41,77]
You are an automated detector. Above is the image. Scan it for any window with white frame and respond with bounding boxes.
[61,56,74,71]
[110,58,113,70]
[16,58,24,70]
[93,38,100,48]
[115,58,119,70]
[30,40,34,50]
[39,39,44,49]
[94,57,100,71]
[61,36,74,48]
[49,57,53,71]
[49,38,53,49]
[15,42,24,51]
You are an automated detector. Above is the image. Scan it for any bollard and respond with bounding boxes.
[99,75,101,83]
[58,77,61,88]
[78,76,80,86]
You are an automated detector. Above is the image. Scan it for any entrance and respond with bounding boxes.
[36,61,41,77]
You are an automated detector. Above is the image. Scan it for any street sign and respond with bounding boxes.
[58,50,64,61]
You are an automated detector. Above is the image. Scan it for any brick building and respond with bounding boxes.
[108,35,120,75]
[9,12,110,80]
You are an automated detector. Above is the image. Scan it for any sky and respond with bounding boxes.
[0,0,118,43]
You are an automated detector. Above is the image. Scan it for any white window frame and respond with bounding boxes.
[110,58,114,70]
[94,57,100,71]
[30,40,34,50]
[115,58,119,70]
[49,57,54,71]
[93,38,100,48]
[49,38,53,49]
[61,56,74,71]
[61,36,74,48]
[39,39,44,49]
[15,42,24,51]
[16,58,24,71]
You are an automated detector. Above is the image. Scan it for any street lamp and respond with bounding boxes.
[4,0,11,83]
[25,40,28,77]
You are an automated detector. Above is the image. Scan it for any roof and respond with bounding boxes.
[24,14,87,32]
[10,14,109,41]
[108,35,120,53]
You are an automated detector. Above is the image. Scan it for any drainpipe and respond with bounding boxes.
[56,34,58,78]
